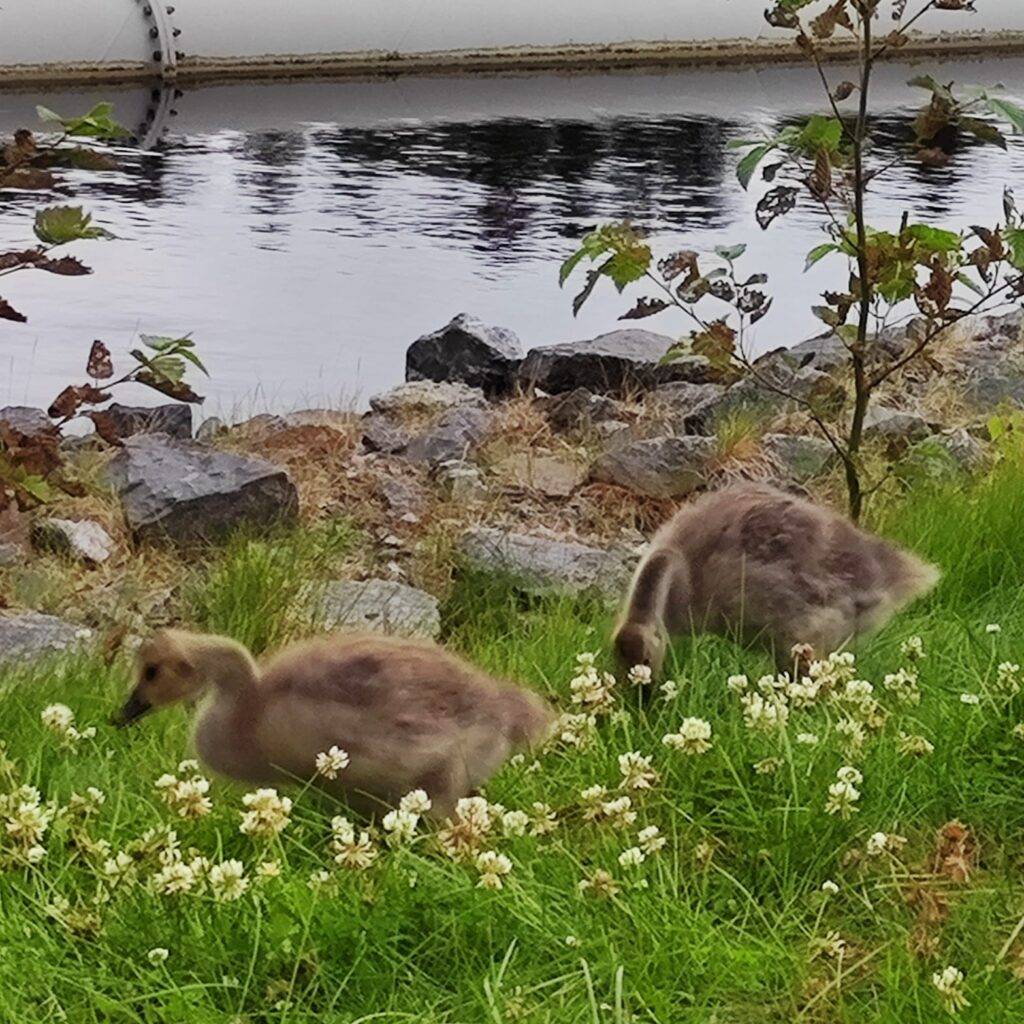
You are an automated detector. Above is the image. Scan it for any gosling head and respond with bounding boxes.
[612,623,666,680]
[113,630,204,728]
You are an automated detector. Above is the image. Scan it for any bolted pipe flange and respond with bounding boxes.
[134,0,180,81]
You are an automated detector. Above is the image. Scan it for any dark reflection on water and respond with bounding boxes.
[2,72,1023,414]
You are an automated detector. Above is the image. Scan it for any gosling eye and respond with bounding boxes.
[142,664,159,682]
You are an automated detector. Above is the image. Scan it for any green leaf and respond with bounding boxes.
[33,206,110,245]
[736,144,771,190]
[908,75,956,105]
[600,248,650,292]
[39,101,131,140]
[905,224,962,253]
[796,115,843,155]
[805,242,839,271]
[560,246,590,287]
[960,116,1007,149]
[1005,227,1024,270]
[714,244,747,262]
[727,138,763,150]
[572,269,600,317]
[176,346,209,376]
[985,97,1024,134]
[35,105,64,124]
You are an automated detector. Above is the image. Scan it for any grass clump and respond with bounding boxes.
[1,465,1024,1022]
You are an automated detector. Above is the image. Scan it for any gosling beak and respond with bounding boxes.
[112,691,152,728]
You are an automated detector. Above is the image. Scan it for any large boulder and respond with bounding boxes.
[369,380,486,418]
[863,405,931,452]
[645,381,726,434]
[459,528,634,598]
[100,403,192,441]
[406,314,523,397]
[33,518,116,564]
[953,312,1024,410]
[107,434,298,544]
[309,579,441,639]
[762,433,835,483]
[590,436,714,498]
[0,611,86,663]
[518,330,717,396]
[404,407,491,466]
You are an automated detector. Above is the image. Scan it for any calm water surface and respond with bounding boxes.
[2,58,1024,416]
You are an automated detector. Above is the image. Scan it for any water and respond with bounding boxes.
[2,57,1024,417]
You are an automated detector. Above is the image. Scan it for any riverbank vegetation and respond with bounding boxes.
[0,452,1023,1022]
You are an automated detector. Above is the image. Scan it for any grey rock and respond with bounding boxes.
[492,452,586,497]
[102,402,192,441]
[590,436,714,498]
[954,312,1024,410]
[405,407,491,466]
[646,381,726,434]
[361,414,413,454]
[863,405,931,451]
[762,434,835,483]
[0,543,22,567]
[0,406,56,441]
[235,413,288,438]
[0,611,86,663]
[934,428,988,471]
[592,420,634,449]
[459,527,634,598]
[370,380,486,417]
[518,330,718,396]
[379,476,427,516]
[436,460,487,501]
[33,518,115,564]
[536,388,622,431]
[107,434,298,545]
[196,416,227,442]
[775,334,852,375]
[309,578,441,639]
[406,313,523,397]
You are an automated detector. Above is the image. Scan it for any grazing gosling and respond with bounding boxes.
[614,481,939,675]
[114,629,553,820]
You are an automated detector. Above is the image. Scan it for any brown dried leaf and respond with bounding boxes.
[35,255,91,276]
[905,884,949,959]
[86,340,114,380]
[658,250,700,285]
[47,384,112,420]
[834,81,857,102]
[811,0,852,39]
[86,410,125,446]
[619,297,671,320]
[0,296,27,323]
[809,149,833,200]
[932,820,977,883]
[756,186,798,230]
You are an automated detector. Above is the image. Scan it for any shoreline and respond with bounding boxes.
[2,30,1024,90]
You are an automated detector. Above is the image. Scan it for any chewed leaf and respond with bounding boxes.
[86,340,114,380]
[756,187,798,230]
[619,297,670,320]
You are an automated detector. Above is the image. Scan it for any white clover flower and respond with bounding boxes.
[209,859,249,902]
[382,809,419,845]
[102,851,134,882]
[576,652,597,669]
[529,802,558,837]
[501,810,530,837]
[627,664,652,687]
[618,846,645,869]
[147,948,170,965]
[959,693,980,706]
[821,879,839,896]
[662,717,713,755]
[152,859,197,896]
[475,850,512,890]
[866,832,907,858]
[898,732,935,756]
[932,965,968,1013]
[580,785,609,821]
[154,774,178,791]
[836,766,863,786]
[659,679,680,700]
[796,733,820,746]
[900,636,925,661]
[996,662,1021,696]
[882,668,921,705]
[308,869,333,891]
[810,930,847,959]
[825,781,860,818]
[170,778,213,819]
[256,860,281,880]
[740,692,788,733]
[753,757,782,775]
[1014,723,1024,741]
[555,711,598,748]
[314,745,349,780]
[399,789,432,815]
[578,869,620,899]
[637,825,667,855]
[331,814,355,844]
[618,751,659,790]
[985,623,1002,635]
[40,704,74,732]
[177,759,200,774]
[726,674,749,694]
[564,935,580,948]
[239,788,292,839]
[835,717,866,753]
[333,830,378,870]
[600,795,637,829]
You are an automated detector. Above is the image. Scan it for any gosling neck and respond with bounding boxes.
[186,634,260,699]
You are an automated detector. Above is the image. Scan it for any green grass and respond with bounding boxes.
[3,465,1024,1023]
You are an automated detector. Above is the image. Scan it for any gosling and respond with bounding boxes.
[614,481,939,675]
[114,629,553,820]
